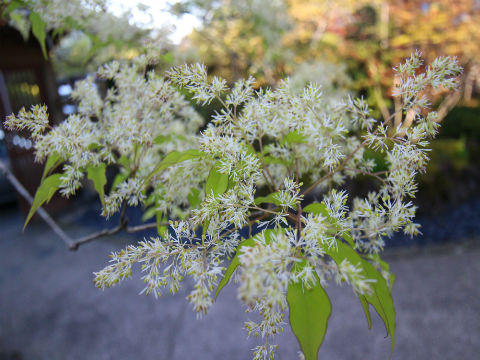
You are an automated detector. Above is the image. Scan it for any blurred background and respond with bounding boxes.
[0,1,479,359]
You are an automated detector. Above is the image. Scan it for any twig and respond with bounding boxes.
[69,224,124,250]
[1,158,170,250]
[0,159,74,247]
[436,89,462,123]
[126,222,166,233]
[69,221,170,250]
[343,167,387,186]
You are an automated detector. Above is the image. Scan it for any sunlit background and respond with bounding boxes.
[108,0,200,44]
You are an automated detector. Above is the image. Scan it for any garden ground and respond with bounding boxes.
[0,205,479,360]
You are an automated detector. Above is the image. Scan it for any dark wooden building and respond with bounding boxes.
[0,21,66,215]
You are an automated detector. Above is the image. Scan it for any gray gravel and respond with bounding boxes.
[0,207,479,360]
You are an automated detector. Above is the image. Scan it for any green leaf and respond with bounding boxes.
[87,163,107,208]
[367,253,396,291]
[4,0,28,17]
[215,237,254,299]
[144,149,204,186]
[5,0,24,15]
[263,155,292,167]
[341,231,355,247]
[153,134,174,144]
[111,172,128,191]
[254,191,297,209]
[156,211,167,236]
[361,259,396,353]
[24,174,62,229]
[358,294,372,329]
[200,164,228,241]
[324,239,360,265]
[281,130,306,145]
[141,206,157,222]
[205,161,228,197]
[227,175,237,191]
[287,262,331,360]
[29,12,48,59]
[188,188,202,209]
[215,229,279,299]
[303,202,329,217]
[117,155,130,169]
[88,143,102,151]
[303,203,355,247]
[254,191,282,206]
[41,152,62,181]
[324,241,395,352]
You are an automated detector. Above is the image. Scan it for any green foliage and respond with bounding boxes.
[215,236,255,299]
[325,241,395,351]
[303,202,354,247]
[205,161,229,197]
[144,149,204,187]
[358,294,373,329]
[156,212,168,237]
[254,191,283,206]
[302,202,329,217]
[24,173,62,229]
[287,262,331,360]
[361,259,396,352]
[280,130,306,145]
[215,229,278,299]
[86,163,107,209]
[41,152,62,181]
[188,188,202,209]
[29,11,48,58]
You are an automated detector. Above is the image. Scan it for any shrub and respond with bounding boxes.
[5,52,461,359]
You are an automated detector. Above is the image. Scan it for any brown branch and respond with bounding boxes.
[0,159,74,248]
[126,222,167,233]
[343,167,387,186]
[1,158,170,251]
[69,224,124,250]
[436,90,462,123]
[69,221,169,250]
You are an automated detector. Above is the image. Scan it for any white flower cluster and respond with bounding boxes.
[5,59,205,213]
[95,220,239,315]
[10,0,148,44]
[6,52,461,359]
[4,104,50,140]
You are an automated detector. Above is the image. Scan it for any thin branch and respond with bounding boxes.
[126,222,167,233]
[436,89,462,123]
[0,159,74,247]
[343,167,387,186]
[250,206,279,215]
[1,158,170,251]
[69,221,170,250]
[69,224,124,250]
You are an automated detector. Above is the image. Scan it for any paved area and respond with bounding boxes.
[0,206,479,360]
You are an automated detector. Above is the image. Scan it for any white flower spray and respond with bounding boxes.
[6,52,461,359]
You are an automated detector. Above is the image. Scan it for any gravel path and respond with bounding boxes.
[0,206,479,360]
